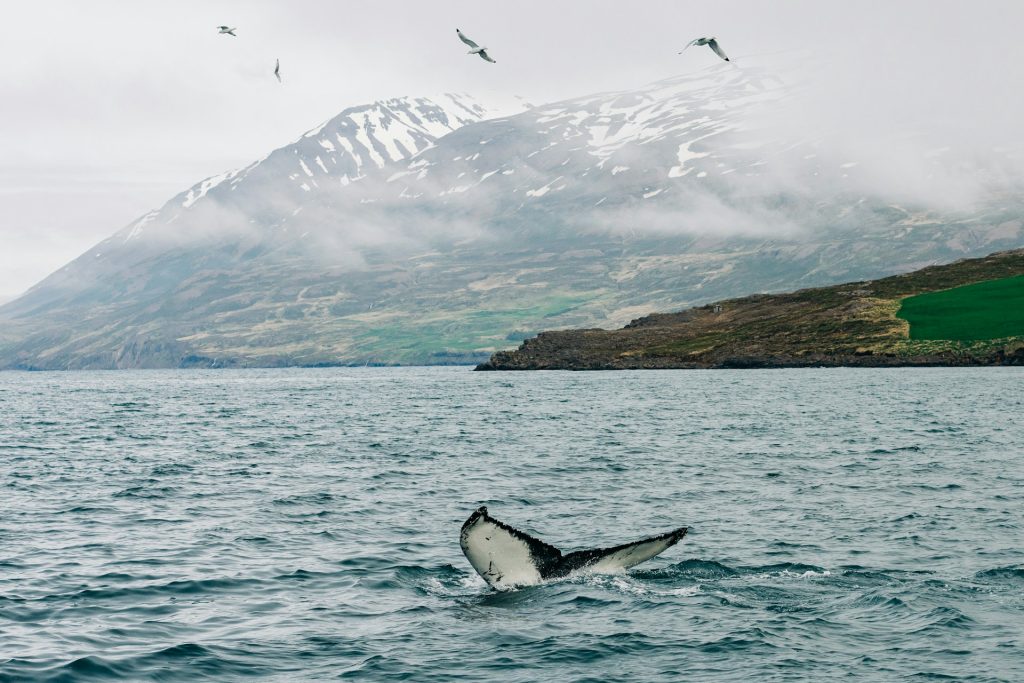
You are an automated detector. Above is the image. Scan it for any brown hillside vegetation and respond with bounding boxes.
[477,249,1024,370]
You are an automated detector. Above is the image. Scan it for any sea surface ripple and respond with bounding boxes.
[1,367,1022,681]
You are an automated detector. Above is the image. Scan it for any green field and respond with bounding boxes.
[897,275,1024,340]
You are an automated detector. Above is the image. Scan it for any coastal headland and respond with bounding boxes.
[477,249,1024,370]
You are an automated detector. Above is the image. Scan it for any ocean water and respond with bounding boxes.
[1,367,1022,682]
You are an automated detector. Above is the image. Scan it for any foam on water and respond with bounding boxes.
[0,367,1022,681]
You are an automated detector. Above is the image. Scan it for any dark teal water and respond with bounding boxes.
[1,367,1022,681]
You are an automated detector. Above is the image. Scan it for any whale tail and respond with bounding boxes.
[459,506,688,590]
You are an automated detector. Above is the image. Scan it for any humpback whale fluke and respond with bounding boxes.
[459,506,688,590]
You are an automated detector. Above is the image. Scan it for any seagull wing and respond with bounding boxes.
[478,49,496,63]
[678,37,702,54]
[708,38,729,61]
[457,29,479,49]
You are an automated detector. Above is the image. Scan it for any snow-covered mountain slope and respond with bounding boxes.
[386,66,785,196]
[117,92,531,245]
[367,67,792,229]
[363,65,1013,242]
[5,93,530,318]
[1,66,1021,369]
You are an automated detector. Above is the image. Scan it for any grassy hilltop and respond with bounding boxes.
[478,249,1024,370]
[898,275,1024,341]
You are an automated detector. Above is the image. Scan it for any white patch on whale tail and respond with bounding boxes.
[459,506,688,591]
[562,533,688,576]
[459,509,556,589]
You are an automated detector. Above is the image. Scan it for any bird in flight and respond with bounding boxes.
[217,26,237,37]
[456,29,496,63]
[680,36,729,61]
[274,59,281,83]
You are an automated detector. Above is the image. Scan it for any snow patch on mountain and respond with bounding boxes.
[115,93,530,246]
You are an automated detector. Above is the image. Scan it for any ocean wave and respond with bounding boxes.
[12,643,275,680]
[636,559,832,582]
[271,491,336,506]
[637,558,739,580]
[112,485,181,499]
[974,565,1024,584]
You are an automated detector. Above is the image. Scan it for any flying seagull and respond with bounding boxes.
[216,26,237,36]
[274,58,281,83]
[456,28,496,63]
[680,36,729,61]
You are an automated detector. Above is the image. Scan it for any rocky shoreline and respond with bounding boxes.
[476,346,1024,370]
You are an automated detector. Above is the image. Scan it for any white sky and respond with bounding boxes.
[2,0,1023,302]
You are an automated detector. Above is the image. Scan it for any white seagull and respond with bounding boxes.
[217,26,237,37]
[680,36,729,61]
[274,59,281,83]
[456,28,496,63]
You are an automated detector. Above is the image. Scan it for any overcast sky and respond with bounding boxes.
[2,0,1023,302]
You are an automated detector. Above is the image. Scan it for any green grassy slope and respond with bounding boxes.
[897,275,1024,340]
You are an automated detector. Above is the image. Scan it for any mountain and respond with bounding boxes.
[0,92,527,319]
[1,65,1022,369]
[476,248,1024,370]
